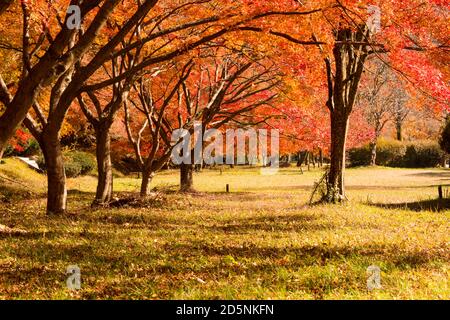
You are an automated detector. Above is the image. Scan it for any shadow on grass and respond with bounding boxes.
[370,198,450,212]
[1,216,447,299]
[67,189,95,196]
[208,213,332,233]
[0,184,46,201]
[406,171,450,179]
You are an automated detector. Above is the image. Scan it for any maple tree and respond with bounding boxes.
[124,59,195,197]
[356,59,409,165]
[0,0,325,213]
[0,0,448,212]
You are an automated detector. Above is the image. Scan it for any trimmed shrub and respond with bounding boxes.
[68,151,96,175]
[37,150,96,178]
[348,139,444,168]
[403,141,444,168]
[440,118,450,154]
[376,139,407,167]
[348,144,371,167]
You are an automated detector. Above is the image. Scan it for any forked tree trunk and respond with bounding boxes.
[94,126,113,205]
[41,133,67,215]
[323,27,369,203]
[180,163,194,192]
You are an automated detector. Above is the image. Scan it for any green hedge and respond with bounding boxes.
[376,139,407,166]
[38,150,96,178]
[403,141,444,168]
[440,118,450,154]
[349,139,444,168]
[348,144,372,167]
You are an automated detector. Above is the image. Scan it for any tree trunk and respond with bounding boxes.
[319,149,324,167]
[140,168,155,197]
[180,163,194,192]
[326,112,349,203]
[322,27,369,203]
[93,126,113,205]
[41,133,67,215]
[396,122,403,141]
[370,141,377,166]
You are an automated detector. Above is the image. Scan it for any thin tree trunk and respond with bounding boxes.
[93,126,113,205]
[307,152,311,171]
[370,141,377,166]
[180,163,194,192]
[42,133,67,214]
[319,148,324,167]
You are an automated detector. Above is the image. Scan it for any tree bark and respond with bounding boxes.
[322,27,369,203]
[396,122,403,141]
[370,141,377,166]
[140,169,155,197]
[93,125,113,205]
[180,163,194,192]
[326,112,349,202]
[319,148,324,167]
[41,133,67,215]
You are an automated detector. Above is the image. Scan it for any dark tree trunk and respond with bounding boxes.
[306,152,311,171]
[319,149,324,167]
[326,112,349,202]
[93,126,113,205]
[140,169,154,197]
[41,132,67,215]
[180,163,194,192]
[297,151,307,167]
[322,27,369,203]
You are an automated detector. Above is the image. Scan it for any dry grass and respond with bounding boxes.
[0,159,449,299]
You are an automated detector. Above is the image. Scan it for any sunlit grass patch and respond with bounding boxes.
[0,161,449,299]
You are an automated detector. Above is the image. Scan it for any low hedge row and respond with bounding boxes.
[37,150,96,178]
[349,139,445,168]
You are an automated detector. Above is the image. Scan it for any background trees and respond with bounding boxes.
[0,0,448,212]
[357,60,410,165]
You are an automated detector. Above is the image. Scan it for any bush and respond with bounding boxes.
[376,139,407,167]
[348,144,371,167]
[67,151,96,175]
[4,131,40,157]
[440,118,450,154]
[348,139,444,168]
[403,141,444,168]
[37,150,96,178]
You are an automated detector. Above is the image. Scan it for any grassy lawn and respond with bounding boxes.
[0,159,449,299]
